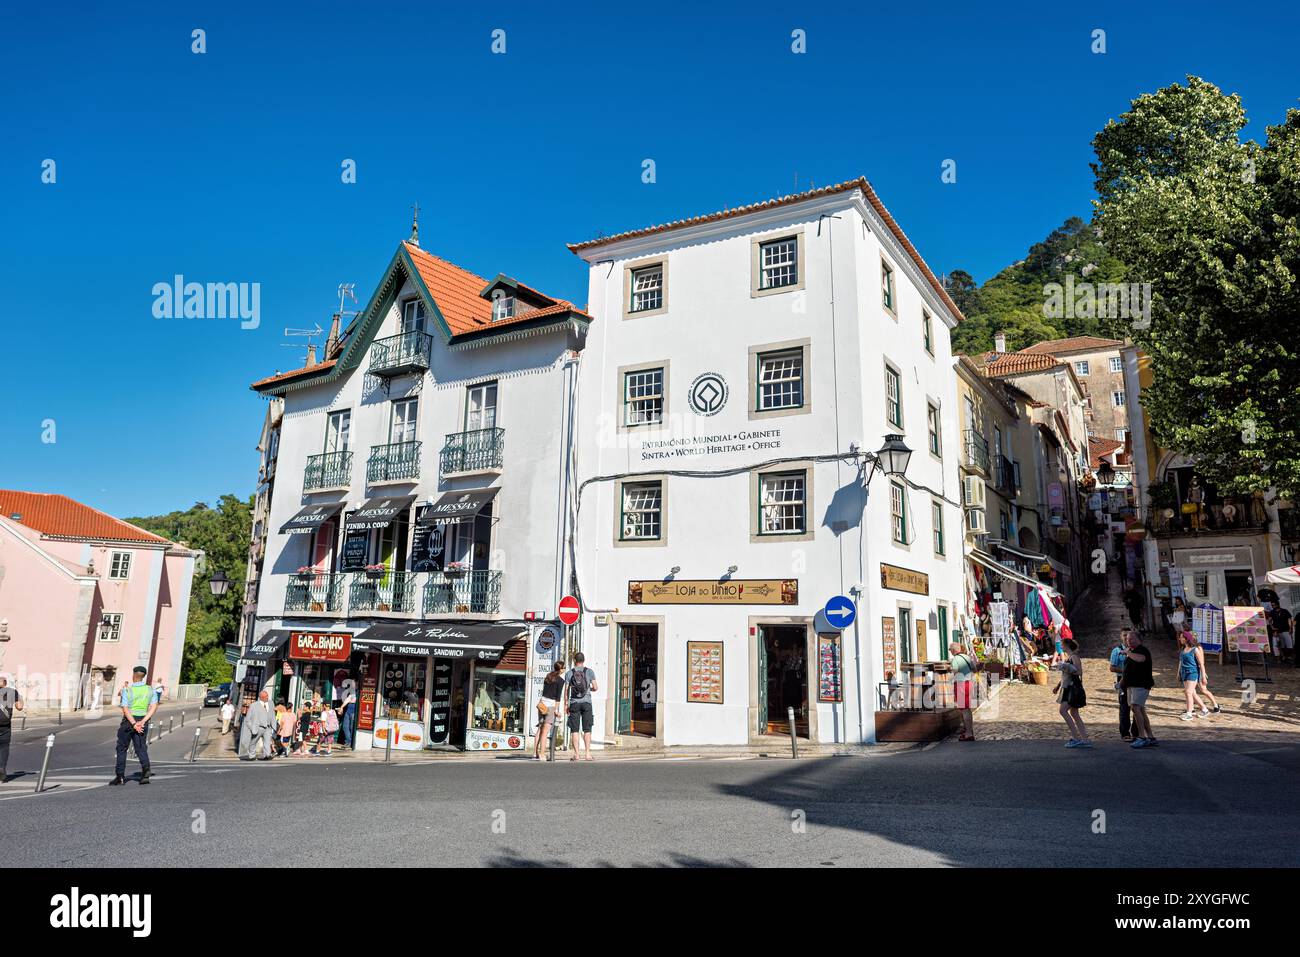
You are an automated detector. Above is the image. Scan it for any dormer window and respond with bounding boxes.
[492,292,516,322]
[402,299,426,334]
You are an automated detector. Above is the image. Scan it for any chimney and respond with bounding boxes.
[306,343,317,365]
[994,330,1007,354]
[325,312,341,357]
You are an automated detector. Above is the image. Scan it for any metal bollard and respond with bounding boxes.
[35,734,55,793]
[57,709,62,726]
[169,717,174,735]
[788,706,799,759]
[180,711,186,728]
[190,727,201,763]
[20,713,26,731]
[384,721,393,765]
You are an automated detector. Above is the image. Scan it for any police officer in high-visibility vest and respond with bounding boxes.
[111,666,160,785]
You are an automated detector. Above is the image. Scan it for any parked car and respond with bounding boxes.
[203,682,232,708]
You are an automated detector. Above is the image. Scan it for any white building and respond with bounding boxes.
[567,179,966,747]
[249,231,589,752]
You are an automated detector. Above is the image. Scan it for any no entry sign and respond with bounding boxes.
[558,595,581,626]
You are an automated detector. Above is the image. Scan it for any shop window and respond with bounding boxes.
[380,659,426,721]
[471,666,527,735]
[109,551,132,579]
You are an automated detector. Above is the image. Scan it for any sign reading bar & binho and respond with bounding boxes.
[290,632,352,662]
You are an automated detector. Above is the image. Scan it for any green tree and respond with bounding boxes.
[128,495,252,683]
[1091,76,1300,499]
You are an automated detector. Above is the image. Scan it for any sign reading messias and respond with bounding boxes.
[628,579,798,605]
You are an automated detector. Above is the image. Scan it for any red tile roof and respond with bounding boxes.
[0,491,170,544]
[566,177,964,323]
[1018,336,1124,356]
[250,360,338,390]
[1089,436,1124,469]
[980,352,1062,377]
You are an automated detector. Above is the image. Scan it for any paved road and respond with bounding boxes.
[3,727,1297,867]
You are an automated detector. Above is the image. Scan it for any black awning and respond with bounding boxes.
[352,622,525,663]
[240,629,291,664]
[417,488,500,526]
[345,495,417,531]
[280,503,342,535]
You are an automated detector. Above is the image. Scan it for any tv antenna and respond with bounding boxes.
[282,322,325,366]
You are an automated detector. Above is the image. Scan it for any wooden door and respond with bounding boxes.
[615,626,632,734]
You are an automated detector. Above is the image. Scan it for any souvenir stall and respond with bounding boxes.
[967,549,1069,686]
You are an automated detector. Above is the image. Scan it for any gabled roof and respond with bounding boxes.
[0,491,170,545]
[1018,336,1124,356]
[978,352,1062,378]
[566,177,964,324]
[1089,436,1124,469]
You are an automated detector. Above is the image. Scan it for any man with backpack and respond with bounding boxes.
[562,652,599,762]
[0,676,24,782]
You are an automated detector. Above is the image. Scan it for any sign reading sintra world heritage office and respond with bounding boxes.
[628,579,798,605]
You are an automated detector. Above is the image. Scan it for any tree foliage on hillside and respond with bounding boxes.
[128,495,251,685]
[1091,76,1300,499]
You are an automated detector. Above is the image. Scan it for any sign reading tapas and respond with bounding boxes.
[880,563,930,596]
[627,579,798,605]
[289,632,352,662]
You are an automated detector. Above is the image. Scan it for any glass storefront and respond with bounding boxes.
[380,657,426,722]
[470,665,526,734]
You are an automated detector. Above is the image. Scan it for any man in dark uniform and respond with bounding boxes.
[112,666,159,785]
[0,676,24,782]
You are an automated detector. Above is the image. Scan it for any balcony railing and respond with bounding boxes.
[963,430,989,474]
[1147,504,1269,537]
[368,440,421,484]
[284,573,343,613]
[423,570,502,614]
[369,330,432,378]
[994,455,1018,495]
[348,571,419,614]
[440,427,505,477]
[304,450,353,491]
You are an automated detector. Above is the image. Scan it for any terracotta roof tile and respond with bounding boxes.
[567,177,964,323]
[250,360,337,390]
[1018,336,1124,356]
[981,352,1063,377]
[1089,436,1124,469]
[0,491,170,544]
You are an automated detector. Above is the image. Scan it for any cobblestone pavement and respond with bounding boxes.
[974,571,1300,742]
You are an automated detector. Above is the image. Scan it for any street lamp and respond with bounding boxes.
[875,434,913,477]
[1097,462,1115,486]
[209,569,231,597]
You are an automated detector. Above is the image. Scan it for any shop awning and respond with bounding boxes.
[345,495,418,531]
[240,629,291,664]
[968,550,1062,599]
[352,622,526,663]
[279,503,342,535]
[417,488,500,526]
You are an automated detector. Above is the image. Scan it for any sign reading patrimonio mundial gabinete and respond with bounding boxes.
[627,579,798,605]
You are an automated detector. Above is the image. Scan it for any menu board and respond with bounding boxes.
[817,634,842,702]
[342,530,369,571]
[427,660,454,745]
[1224,606,1270,653]
[686,641,723,703]
[1192,604,1224,652]
[882,617,897,678]
[410,509,443,572]
[357,652,380,731]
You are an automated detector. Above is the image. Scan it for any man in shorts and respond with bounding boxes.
[1122,631,1158,748]
[563,652,599,762]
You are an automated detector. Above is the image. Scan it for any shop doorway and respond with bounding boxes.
[615,624,658,736]
[758,624,808,737]
[1224,570,1255,607]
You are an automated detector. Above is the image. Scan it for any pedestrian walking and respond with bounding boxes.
[339,681,358,750]
[1188,632,1221,713]
[1268,604,1295,664]
[220,698,235,735]
[1109,630,1133,741]
[243,691,276,760]
[947,642,980,741]
[111,666,160,785]
[1123,584,1145,634]
[534,660,566,760]
[562,652,598,762]
[296,704,313,755]
[316,703,339,755]
[1176,632,1209,720]
[1122,632,1158,749]
[1052,638,1091,748]
[0,676,25,783]
[153,679,166,703]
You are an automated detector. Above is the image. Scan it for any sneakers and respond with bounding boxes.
[109,776,126,785]
[1146,738,1160,747]
[1065,739,1080,748]
[1212,705,1222,714]
[1130,738,1149,748]
[139,768,151,784]
[1199,708,1211,717]
[1179,712,1195,721]
[1075,740,1094,748]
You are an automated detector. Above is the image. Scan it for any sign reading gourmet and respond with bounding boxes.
[627,579,798,605]
[880,563,929,596]
[289,632,352,662]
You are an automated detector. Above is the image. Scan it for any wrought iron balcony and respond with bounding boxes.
[304,450,353,491]
[963,429,989,474]
[284,573,343,614]
[348,571,419,614]
[423,569,502,615]
[369,330,432,378]
[994,455,1018,495]
[368,441,421,484]
[440,427,504,477]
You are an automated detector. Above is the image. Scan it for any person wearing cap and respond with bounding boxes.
[111,666,160,785]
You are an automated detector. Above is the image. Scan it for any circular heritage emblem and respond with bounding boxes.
[687,372,729,416]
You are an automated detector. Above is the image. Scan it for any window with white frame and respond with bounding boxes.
[1075,360,1090,376]
[624,367,664,425]
[1109,356,1123,373]
[630,264,663,313]
[885,365,902,427]
[325,410,351,453]
[890,481,909,544]
[757,349,804,410]
[932,500,945,555]
[927,403,942,456]
[759,237,799,289]
[109,551,132,580]
[922,310,933,354]
[621,482,662,541]
[1112,390,1126,407]
[759,472,806,535]
[401,299,426,334]
[492,292,515,322]
[99,612,123,642]
[1115,427,1129,441]
[882,260,896,313]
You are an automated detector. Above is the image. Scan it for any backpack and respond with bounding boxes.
[569,668,590,699]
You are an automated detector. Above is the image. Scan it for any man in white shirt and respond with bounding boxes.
[219,698,235,735]
[338,679,358,750]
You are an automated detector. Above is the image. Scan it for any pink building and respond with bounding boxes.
[0,491,199,710]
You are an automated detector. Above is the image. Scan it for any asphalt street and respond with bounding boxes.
[2,710,1297,867]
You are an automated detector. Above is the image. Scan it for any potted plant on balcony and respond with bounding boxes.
[365,563,386,581]
[295,566,314,581]
[444,561,468,577]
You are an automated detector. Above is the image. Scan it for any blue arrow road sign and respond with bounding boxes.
[823,595,856,629]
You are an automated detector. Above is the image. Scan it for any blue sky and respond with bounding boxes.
[2,1,1296,518]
